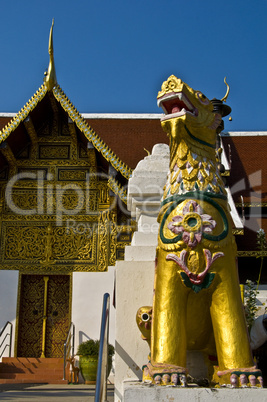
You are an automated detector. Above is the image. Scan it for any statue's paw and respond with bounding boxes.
[143,362,187,386]
[216,366,263,388]
[153,372,187,387]
[258,376,264,388]
[162,373,171,385]
[239,374,248,388]
[179,373,188,387]
[230,374,238,388]
[248,374,264,388]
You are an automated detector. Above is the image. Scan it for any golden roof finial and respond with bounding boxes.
[44,19,57,91]
[221,77,230,103]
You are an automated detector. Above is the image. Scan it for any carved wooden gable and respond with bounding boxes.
[0,92,132,273]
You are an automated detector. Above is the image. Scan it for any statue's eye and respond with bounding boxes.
[141,313,150,322]
[197,92,209,105]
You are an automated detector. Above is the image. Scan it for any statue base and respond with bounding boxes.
[123,381,267,402]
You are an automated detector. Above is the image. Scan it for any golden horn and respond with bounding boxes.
[144,148,151,156]
[221,77,230,103]
[45,19,57,91]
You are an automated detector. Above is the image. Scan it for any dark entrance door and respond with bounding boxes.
[17,274,70,358]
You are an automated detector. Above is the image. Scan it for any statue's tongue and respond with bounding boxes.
[172,105,182,113]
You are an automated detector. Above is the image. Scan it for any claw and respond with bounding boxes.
[179,374,187,387]
[171,373,179,386]
[162,373,171,385]
[248,374,257,387]
[239,374,248,387]
[230,374,238,388]
[154,375,162,385]
[258,376,264,388]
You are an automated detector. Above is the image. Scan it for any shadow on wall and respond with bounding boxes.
[115,340,143,380]
[78,331,91,345]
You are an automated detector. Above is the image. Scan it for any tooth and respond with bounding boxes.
[162,106,168,114]
[157,100,162,107]
[181,95,192,110]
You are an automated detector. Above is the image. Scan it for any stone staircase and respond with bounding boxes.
[0,357,69,384]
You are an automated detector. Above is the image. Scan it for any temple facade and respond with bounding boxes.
[0,24,266,387]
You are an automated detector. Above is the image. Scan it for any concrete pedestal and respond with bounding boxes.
[123,381,267,402]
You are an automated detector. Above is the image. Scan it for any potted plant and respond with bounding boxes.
[77,339,114,384]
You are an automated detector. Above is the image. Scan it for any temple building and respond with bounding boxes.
[0,23,266,386]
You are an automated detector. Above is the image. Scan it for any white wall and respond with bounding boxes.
[72,267,116,353]
[0,270,19,358]
[115,260,154,402]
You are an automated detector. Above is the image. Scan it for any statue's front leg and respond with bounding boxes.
[146,248,189,384]
[210,253,262,387]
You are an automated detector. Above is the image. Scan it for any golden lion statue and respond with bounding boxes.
[137,76,262,387]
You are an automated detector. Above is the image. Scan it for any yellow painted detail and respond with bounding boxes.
[145,76,255,387]
[0,85,48,144]
[53,85,132,180]
[44,19,57,91]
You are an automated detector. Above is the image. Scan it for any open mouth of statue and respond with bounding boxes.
[158,92,198,121]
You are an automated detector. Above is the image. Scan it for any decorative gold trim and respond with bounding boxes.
[0,143,17,177]
[0,264,108,272]
[108,176,127,204]
[24,117,38,158]
[116,241,133,248]
[40,276,49,357]
[0,84,48,144]
[14,272,22,357]
[0,82,132,183]
[117,223,137,233]
[0,143,16,166]
[232,229,244,235]
[68,273,73,340]
[44,19,57,91]
[221,171,230,176]
[53,85,132,180]
[235,202,267,207]
[15,272,72,357]
[157,75,182,98]
[221,77,230,103]
[237,251,267,257]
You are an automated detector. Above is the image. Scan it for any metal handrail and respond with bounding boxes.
[95,293,110,402]
[0,321,13,359]
[63,322,75,380]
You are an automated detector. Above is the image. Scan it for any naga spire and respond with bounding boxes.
[44,19,57,91]
[221,77,230,103]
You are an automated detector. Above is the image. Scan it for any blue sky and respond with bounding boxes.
[0,0,266,131]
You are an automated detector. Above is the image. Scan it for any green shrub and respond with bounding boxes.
[77,339,114,357]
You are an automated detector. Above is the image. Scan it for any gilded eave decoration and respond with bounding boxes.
[235,202,267,208]
[237,251,267,257]
[0,85,48,143]
[53,85,132,180]
[0,84,134,273]
[0,83,132,205]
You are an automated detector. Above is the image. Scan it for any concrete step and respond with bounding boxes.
[0,358,68,384]
[0,363,63,371]
[0,378,68,384]
[123,381,267,402]
[2,357,64,365]
[0,369,63,377]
